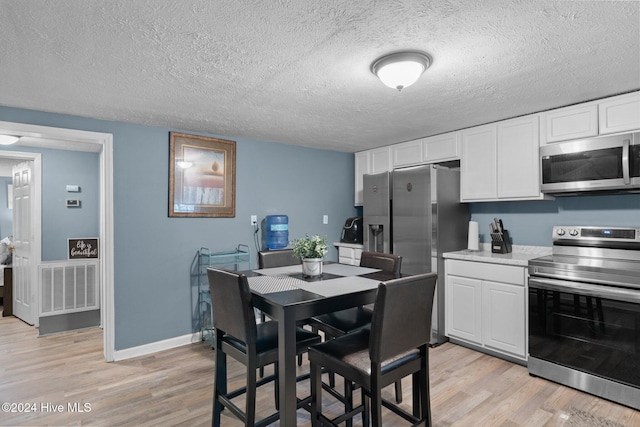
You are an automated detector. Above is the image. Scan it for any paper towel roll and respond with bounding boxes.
[467,221,479,251]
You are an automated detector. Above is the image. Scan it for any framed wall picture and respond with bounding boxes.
[169,132,236,218]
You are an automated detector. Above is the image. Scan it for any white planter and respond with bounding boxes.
[301,258,323,277]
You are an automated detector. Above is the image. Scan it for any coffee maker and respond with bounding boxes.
[340,217,363,244]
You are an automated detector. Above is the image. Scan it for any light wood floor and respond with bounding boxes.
[0,313,638,426]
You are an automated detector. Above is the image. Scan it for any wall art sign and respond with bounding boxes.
[68,238,99,259]
[169,132,236,218]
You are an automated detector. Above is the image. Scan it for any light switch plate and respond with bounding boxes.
[66,185,80,192]
[66,199,81,208]
[323,215,328,224]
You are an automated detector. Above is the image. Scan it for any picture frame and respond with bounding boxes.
[169,132,236,218]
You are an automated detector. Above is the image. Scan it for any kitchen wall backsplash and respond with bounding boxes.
[470,193,640,247]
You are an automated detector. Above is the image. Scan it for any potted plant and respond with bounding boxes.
[292,234,328,277]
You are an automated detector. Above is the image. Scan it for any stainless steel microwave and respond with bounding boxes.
[540,132,640,195]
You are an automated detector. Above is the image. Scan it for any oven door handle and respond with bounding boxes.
[529,277,640,303]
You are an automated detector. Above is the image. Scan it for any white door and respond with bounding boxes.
[12,161,36,325]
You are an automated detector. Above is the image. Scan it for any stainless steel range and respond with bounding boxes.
[528,226,640,410]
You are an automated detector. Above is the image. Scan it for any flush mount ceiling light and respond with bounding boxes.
[371,51,432,91]
[0,135,20,145]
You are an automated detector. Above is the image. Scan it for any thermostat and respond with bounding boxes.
[66,199,81,208]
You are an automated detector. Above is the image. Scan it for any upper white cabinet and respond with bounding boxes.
[392,139,423,168]
[541,91,640,144]
[461,115,545,202]
[370,146,392,174]
[354,151,369,205]
[541,103,598,144]
[392,131,461,168]
[598,92,640,135]
[461,124,497,201]
[354,146,391,205]
[423,132,460,163]
[497,115,541,199]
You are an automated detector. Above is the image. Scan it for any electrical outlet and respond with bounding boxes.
[323,214,328,224]
[251,215,258,225]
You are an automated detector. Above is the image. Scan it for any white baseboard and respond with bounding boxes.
[112,332,203,361]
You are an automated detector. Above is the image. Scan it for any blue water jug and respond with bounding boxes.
[265,215,289,249]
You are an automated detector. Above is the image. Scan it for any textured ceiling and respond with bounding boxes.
[1,1,639,153]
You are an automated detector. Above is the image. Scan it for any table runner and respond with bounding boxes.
[252,264,302,276]
[296,275,380,297]
[247,275,305,294]
[321,264,380,276]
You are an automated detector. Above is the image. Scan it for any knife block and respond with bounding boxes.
[491,229,512,254]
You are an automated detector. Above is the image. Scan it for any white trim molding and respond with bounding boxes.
[113,333,203,362]
[0,121,115,362]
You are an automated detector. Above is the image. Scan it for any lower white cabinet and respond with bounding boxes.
[445,259,527,361]
[334,242,363,266]
[446,275,483,344]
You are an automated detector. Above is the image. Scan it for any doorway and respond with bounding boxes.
[0,155,40,326]
[0,121,114,361]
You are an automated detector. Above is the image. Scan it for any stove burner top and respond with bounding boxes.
[528,226,640,290]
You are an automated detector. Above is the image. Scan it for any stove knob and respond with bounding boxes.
[570,229,579,236]
[556,228,566,236]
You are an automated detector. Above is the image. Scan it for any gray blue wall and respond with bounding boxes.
[41,150,100,260]
[0,106,357,350]
[470,194,640,247]
[0,147,100,261]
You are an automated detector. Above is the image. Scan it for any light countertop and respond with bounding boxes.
[443,244,552,267]
[333,242,364,249]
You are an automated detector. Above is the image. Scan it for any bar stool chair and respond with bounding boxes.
[308,272,437,427]
[207,267,321,427]
[307,252,404,403]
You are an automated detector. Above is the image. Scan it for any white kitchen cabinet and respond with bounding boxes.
[461,124,497,201]
[446,275,483,345]
[423,132,460,163]
[354,147,392,205]
[392,139,423,167]
[598,92,640,135]
[497,115,542,199]
[541,102,598,144]
[392,131,461,168]
[334,242,363,266]
[483,280,525,357]
[445,259,527,361]
[354,151,369,206]
[370,146,392,174]
[461,116,545,202]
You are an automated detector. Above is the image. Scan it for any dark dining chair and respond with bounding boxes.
[309,252,402,334]
[207,267,321,427]
[309,272,437,427]
[258,248,301,269]
[307,251,404,403]
[257,248,305,369]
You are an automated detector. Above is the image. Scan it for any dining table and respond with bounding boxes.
[242,262,400,426]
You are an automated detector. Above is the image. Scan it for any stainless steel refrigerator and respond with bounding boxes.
[363,163,469,345]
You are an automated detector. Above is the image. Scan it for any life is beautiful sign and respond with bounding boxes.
[68,238,99,260]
